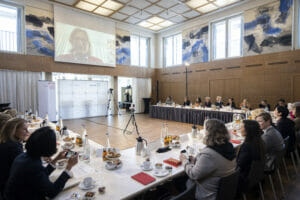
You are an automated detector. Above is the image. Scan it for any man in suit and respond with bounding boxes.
[215,96,223,108]
[256,112,284,170]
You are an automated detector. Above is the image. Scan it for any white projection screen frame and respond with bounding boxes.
[54,5,116,67]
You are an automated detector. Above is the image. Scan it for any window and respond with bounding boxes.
[0,2,22,53]
[212,15,242,60]
[130,35,149,67]
[164,34,182,67]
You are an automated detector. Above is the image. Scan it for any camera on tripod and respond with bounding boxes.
[129,103,135,113]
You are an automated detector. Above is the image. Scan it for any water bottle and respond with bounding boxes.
[83,134,90,163]
[160,122,165,144]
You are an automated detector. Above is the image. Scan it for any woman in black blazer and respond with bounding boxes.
[4,127,78,200]
[0,118,28,195]
[236,120,265,194]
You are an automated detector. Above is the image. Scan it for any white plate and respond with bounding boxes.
[140,165,153,171]
[153,169,169,177]
[105,162,122,170]
[78,181,96,190]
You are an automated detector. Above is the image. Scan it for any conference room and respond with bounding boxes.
[1,0,300,199]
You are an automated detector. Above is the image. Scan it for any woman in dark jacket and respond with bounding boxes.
[4,127,78,200]
[0,118,28,195]
[236,120,265,193]
[274,106,295,153]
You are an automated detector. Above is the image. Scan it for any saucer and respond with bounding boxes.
[140,165,153,171]
[153,169,169,177]
[105,162,122,170]
[79,181,96,190]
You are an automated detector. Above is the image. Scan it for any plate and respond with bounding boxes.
[153,169,169,177]
[140,165,153,171]
[62,143,74,150]
[105,162,122,170]
[79,181,96,190]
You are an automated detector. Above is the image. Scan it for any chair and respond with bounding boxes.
[169,181,196,200]
[242,160,265,200]
[216,170,240,200]
[284,136,298,175]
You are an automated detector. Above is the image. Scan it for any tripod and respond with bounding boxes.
[105,89,120,117]
[123,108,140,135]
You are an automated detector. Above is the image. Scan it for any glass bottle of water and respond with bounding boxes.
[83,134,90,163]
[105,132,111,148]
[160,122,166,144]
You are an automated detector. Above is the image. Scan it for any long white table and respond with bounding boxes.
[28,120,242,200]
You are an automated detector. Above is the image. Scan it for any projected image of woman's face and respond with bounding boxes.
[69,28,90,59]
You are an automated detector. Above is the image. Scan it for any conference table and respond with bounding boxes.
[149,105,245,125]
[27,120,243,200]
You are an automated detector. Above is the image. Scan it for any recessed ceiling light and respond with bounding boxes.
[186,0,208,9]
[197,3,218,13]
[94,6,114,16]
[138,20,153,27]
[214,0,239,7]
[147,16,164,24]
[84,0,105,5]
[101,0,123,10]
[76,1,97,11]
[149,25,163,31]
[159,20,174,27]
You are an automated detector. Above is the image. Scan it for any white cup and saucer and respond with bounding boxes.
[79,177,96,190]
[141,160,152,171]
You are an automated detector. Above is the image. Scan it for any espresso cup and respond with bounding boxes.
[83,177,93,188]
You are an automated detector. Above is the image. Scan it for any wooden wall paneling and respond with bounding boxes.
[292,75,300,102]
[224,78,240,103]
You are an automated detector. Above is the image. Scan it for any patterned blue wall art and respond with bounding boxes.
[25,6,54,57]
[116,29,130,65]
[243,0,293,56]
[182,25,209,64]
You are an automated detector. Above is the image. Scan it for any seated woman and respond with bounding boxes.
[204,97,212,108]
[3,109,17,118]
[259,100,271,112]
[293,102,300,142]
[180,119,236,200]
[236,120,265,194]
[226,98,236,109]
[275,98,287,108]
[194,97,202,107]
[0,118,29,195]
[165,96,173,105]
[215,96,223,108]
[4,127,78,200]
[183,96,191,106]
[274,106,295,153]
[240,99,251,110]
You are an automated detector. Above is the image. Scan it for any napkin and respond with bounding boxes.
[131,172,156,185]
[230,139,242,144]
[163,158,182,167]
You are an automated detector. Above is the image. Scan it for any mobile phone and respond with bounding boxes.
[66,151,77,158]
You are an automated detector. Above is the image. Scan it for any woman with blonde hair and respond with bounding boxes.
[3,109,17,118]
[0,118,29,195]
[240,98,251,110]
[180,119,236,200]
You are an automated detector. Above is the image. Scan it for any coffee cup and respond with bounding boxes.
[155,163,163,170]
[143,161,151,169]
[83,177,93,188]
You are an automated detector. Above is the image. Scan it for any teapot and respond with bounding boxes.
[136,136,147,156]
[60,126,69,136]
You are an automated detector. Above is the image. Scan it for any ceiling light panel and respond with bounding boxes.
[101,0,123,11]
[94,6,114,15]
[186,0,208,9]
[138,20,153,27]
[197,3,218,13]
[214,0,239,7]
[158,20,174,27]
[76,1,97,11]
[147,16,164,24]
[84,0,105,5]
[149,25,163,31]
